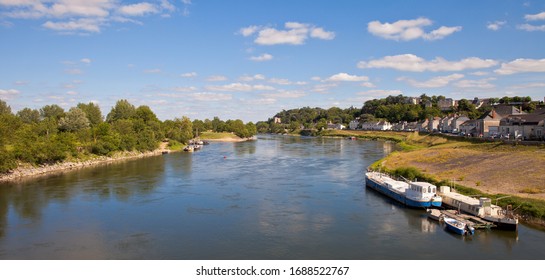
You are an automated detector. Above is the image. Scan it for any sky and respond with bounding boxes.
[1,0,545,123]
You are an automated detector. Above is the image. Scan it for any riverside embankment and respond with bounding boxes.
[321,129,545,228]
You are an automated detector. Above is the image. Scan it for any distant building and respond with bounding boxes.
[349,119,360,130]
[327,122,346,130]
[438,98,456,111]
[477,105,523,137]
[274,117,282,124]
[499,108,545,140]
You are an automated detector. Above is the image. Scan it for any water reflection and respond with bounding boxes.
[0,135,544,260]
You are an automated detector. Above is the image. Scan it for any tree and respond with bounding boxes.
[17,108,40,124]
[77,102,103,127]
[40,104,65,120]
[106,99,136,122]
[135,105,158,124]
[0,99,12,115]
[58,107,90,132]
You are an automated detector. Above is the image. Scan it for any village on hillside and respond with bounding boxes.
[347,96,545,141]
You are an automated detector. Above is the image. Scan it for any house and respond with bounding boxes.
[438,98,456,111]
[274,117,282,124]
[349,119,360,130]
[418,119,429,132]
[406,97,421,105]
[459,119,478,136]
[428,117,441,132]
[361,120,392,131]
[450,116,469,133]
[499,108,545,140]
[439,116,454,132]
[327,122,346,130]
[476,105,523,137]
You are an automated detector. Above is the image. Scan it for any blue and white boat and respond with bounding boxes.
[365,171,442,208]
[443,217,475,236]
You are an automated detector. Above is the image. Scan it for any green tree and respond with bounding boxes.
[135,105,159,124]
[77,102,103,127]
[58,107,90,132]
[17,108,40,124]
[40,104,65,120]
[0,99,12,115]
[245,122,257,136]
[106,99,136,122]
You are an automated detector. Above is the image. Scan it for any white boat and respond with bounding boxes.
[438,186,518,231]
[443,217,475,236]
[365,171,442,208]
[427,209,443,221]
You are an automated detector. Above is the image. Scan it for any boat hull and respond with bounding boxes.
[443,217,474,236]
[483,217,518,231]
[366,175,434,208]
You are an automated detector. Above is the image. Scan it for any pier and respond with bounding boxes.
[439,209,495,229]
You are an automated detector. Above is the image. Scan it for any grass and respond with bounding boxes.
[199,131,241,140]
[359,130,545,227]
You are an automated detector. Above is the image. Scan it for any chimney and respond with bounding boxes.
[492,109,496,119]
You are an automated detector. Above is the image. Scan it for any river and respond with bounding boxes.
[1,135,544,259]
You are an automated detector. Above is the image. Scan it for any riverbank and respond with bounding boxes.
[325,129,545,228]
[0,147,170,183]
[199,131,254,142]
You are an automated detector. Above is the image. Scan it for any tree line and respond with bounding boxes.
[257,94,540,134]
[0,99,256,173]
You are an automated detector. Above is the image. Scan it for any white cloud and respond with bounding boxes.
[495,58,545,75]
[239,25,260,36]
[524,11,545,21]
[357,54,498,72]
[43,18,103,33]
[2,0,178,33]
[80,58,92,64]
[367,17,461,41]
[180,72,197,78]
[470,71,489,76]
[310,27,335,40]
[118,2,158,16]
[455,78,496,89]
[510,82,545,89]
[518,12,545,31]
[65,68,83,75]
[361,82,376,88]
[240,22,335,45]
[0,88,20,99]
[311,83,338,93]
[206,75,228,82]
[517,23,545,31]
[239,74,265,81]
[262,90,307,99]
[190,92,232,101]
[204,83,274,92]
[397,74,464,88]
[326,73,369,82]
[66,90,78,95]
[250,53,273,62]
[172,86,197,92]
[357,89,403,97]
[487,21,506,31]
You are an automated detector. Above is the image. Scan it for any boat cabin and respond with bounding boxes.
[407,181,438,199]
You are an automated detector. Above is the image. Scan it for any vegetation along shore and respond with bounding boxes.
[323,129,545,229]
[0,99,257,182]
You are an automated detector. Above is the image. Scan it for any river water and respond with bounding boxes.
[1,135,544,260]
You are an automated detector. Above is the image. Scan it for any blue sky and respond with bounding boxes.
[1,0,545,122]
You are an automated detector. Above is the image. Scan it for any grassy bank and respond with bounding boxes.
[199,131,247,142]
[323,130,545,227]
